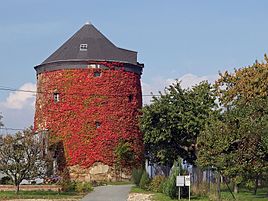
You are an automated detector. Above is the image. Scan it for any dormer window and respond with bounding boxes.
[53,92,60,102]
[80,44,88,51]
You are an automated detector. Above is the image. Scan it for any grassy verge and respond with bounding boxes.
[0,190,84,200]
[106,181,133,185]
[131,186,268,201]
[218,188,268,201]
[131,186,152,194]
[152,193,208,201]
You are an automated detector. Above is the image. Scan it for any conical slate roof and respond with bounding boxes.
[41,23,137,65]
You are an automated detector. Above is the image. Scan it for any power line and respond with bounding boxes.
[0,127,24,131]
[0,86,37,94]
[0,86,161,97]
[0,84,161,131]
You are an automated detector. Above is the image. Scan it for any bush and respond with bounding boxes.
[139,170,151,190]
[149,175,166,192]
[132,168,143,186]
[60,180,76,192]
[0,176,12,185]
[163,163,179,199]
[75,181,93,193]
[60,180,93,193]
[191,182,209,197]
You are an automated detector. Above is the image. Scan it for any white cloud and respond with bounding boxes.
[142,73,218,105]
[178,73,218,89]
[1,83,36,109]
[0,83,36,134]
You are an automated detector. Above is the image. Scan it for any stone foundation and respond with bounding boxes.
[69,162,131,182]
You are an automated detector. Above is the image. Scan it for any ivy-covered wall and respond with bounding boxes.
[34,62,143,172]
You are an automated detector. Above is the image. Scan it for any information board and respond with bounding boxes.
[185,175,190,186]
[176,176,185,187]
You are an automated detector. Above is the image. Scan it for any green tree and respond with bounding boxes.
[198,56,268,195]
[215,54,268,107]
[140,81,215,165]
[0,127,47,194]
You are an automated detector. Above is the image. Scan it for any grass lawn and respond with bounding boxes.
[131,186,153,194]
[0,190,85,200]
[219,188,268,201]
[131,186,268,201]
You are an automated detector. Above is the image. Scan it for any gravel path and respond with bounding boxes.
[127,193,153,201]
[81,185,132,201]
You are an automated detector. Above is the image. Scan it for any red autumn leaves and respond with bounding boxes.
[34,62,143,169]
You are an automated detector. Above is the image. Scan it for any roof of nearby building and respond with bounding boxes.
[41,22,138,65]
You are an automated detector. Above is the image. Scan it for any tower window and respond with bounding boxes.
[94,71,101,77]
[95,121,101,128]
[128,94,134,102]
[80,44,88,51]
[53,93,60,102]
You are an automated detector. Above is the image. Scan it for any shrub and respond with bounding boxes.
[91,180,107,187]
[192,182,209,197]
[0,176,12,185]
[132,168,143,186]
[149,175,166,192]
[60,180,93,193]
[60,180,76,192]
[163,163,179,199]
[75,181,93,193]
[139,170,151,190]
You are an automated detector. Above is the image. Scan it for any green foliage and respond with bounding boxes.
[0,190,83,200]
[114,140,134,166]
[60,180,93,193]
[198,57,268,193]
[60,180,76,192]
[130,186,151,194]
[139,170,151,190]
[140,81,215,165]
[163,162,179,199]
[149,175,166,193]
[74,182,93,193]
[132,168,144,186]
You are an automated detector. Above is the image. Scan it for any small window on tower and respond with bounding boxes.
[53,93,60,102]
[80,44,88,51]
[94,71,101,77]
[128,94,134,102]
[95,121,101,128]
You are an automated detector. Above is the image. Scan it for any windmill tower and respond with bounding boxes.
[34,23,144,181]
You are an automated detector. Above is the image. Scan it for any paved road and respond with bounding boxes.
[81,184,132,201]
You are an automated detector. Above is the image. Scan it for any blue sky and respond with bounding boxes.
[1,0,268,131]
